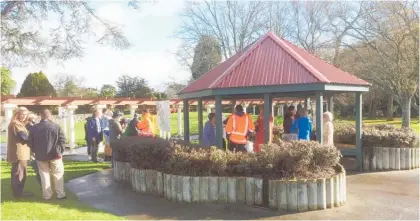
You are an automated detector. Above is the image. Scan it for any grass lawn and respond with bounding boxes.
[1,160,123,220]
[338,117,420,133]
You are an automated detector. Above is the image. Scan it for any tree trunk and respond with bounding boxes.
[370,101,377,118]
[401,94,412,128]
[387,96,394,121]
[368,98,373,118]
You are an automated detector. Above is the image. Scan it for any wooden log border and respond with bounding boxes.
[114,161,346,211]
[362,147,420,171]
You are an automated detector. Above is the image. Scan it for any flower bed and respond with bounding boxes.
[112,137,345,211]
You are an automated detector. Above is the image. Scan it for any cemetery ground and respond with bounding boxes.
[0,160,122,220]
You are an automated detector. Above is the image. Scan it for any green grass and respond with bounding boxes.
[1,160,123,220]
[338,117,420,133]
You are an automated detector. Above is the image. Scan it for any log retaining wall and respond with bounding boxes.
[113,161,346,212]
[363,147,419,171]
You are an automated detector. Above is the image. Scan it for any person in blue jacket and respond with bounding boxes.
[291,109,312,140]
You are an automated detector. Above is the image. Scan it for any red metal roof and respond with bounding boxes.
[1,96,302,106]
[180,32,369,94]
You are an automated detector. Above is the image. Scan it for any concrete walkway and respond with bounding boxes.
[66,169,419,220]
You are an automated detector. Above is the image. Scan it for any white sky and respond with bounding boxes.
[10,0,190,94]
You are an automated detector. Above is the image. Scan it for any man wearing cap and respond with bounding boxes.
[108,110,124,167]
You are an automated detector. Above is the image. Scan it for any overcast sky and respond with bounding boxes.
[10,0,191,94]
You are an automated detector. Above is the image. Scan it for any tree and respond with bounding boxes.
[115,75,152,98]
[150,91,168,100]
[53,73,84,97]
[18,71,56,97]
[350,1,419,127]
[177,0,269,64]
[1,67,16,95]
[164,77,187,99]
[1,1,147,67]
[79,87,99,98]
[191,35,221,80]
[99,84,117,98]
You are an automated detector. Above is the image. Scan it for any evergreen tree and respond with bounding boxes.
[191,35,222,80]
[1,67,16,95]
[99,84,117,98]
[18,71,56,97]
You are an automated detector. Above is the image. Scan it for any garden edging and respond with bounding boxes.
[363,147,419,171]
[113,160,346,212]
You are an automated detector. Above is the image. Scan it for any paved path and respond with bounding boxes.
[66,169,419,220]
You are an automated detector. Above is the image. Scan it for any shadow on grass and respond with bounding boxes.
[1,161,121,220]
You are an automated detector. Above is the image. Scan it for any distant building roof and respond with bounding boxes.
[180,32,369,94]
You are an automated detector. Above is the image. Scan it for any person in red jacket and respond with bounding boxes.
[254,105,274,152]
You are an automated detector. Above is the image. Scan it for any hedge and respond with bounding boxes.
[273,121,418,148]
[112,136,341,180]
[333,122,418,148]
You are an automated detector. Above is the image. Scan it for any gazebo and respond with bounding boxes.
[178,32,370,171]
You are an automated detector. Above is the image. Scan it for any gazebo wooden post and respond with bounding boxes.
[355,92,363,171]
[198,99,203,144]
[231,99,236,112]
[327,96,334,112]
[215,96,223,148]
[263,93,272,143]
[316,92,323,144]
[305,97,310,111]
[176,104,183,136]
[183,99,190,142]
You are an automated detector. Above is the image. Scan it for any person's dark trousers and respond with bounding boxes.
[228,141,246,152]
[29,160,41,186]
[91,140,99,162]
[11,160,28,198]
[87,141,92,156]
[222,139,227,151]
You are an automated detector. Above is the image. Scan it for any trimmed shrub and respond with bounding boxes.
[128,137,173,170]
[333,121,418,148]
[111,136,341,180]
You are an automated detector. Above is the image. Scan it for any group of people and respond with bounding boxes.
[84,108,155,163]
[7,107,66,200]
[202,104,334,152]
[283,105,334,145]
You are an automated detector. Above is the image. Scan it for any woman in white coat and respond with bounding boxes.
[322,112,334,145]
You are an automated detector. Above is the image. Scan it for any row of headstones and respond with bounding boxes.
[363,147,420,171]
[113,161,346,212]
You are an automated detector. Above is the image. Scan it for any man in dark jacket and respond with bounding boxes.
[26,113,41,186]
[28,109,66,200]
[86,109,103,162]
[127,113,140,136]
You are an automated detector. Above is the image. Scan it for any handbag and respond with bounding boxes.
[244,141,254,153]
[104,143,112,156]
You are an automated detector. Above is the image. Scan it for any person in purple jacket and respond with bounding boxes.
[202,113,217,147]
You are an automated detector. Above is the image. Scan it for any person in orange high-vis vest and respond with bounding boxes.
[136,109,154,137]
[225,105,255,152]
